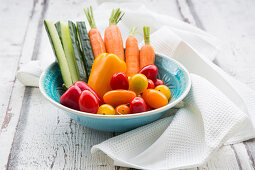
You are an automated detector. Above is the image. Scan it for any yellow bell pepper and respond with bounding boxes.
[88,53,126,98]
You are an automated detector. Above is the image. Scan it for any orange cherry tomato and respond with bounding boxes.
[142,89,168,109]
[103,90,136,106]
[115,105,131,115]
[97,104,115,115]
[155,85,171,100]
[129,74,148,94]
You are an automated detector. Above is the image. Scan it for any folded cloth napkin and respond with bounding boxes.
[16,2,255,169]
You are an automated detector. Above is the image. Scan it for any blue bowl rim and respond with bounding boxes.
[39,53,191,119]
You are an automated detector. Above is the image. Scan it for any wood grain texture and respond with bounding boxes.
[0,0,43,169]
[1,0,255,169]
[8,88,114,169]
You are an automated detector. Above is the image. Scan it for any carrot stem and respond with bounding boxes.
[129,26,137,37]
[143,26,150,45]
[109,8,125,26]
[84,6,96,29]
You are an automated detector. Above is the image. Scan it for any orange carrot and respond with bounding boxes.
[125,27,139,76]
[84,6,106,58]
[104,8,125,60]
[140,26,155,69]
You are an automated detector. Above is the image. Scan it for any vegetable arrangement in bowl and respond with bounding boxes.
[44,7,171,116]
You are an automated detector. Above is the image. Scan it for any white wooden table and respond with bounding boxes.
[1,0,255,169]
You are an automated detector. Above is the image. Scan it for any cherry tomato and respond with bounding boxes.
[79,90,99,114]
[155,85,171,100]
[110,72,129,90]
[115,105,130,115]
[139,64,158,80]
[129,74,148,94]
[97,104,115,115]
[154,79,165,86]
[74,81,104,105]
[147,79,155,89]
[60,85,81,111]
[142,89,168,109]
[103,90,136,106]
[130,97,147,114]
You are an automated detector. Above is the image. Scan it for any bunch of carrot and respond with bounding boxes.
[84,6,155,76]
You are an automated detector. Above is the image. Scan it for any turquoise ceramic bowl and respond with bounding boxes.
[39,53,191,132]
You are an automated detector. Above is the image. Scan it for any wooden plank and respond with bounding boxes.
[0,0,42,169]
[0,0,34,131]
[232,143,254,170]
[190,0,255,89]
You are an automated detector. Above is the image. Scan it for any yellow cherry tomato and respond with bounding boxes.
[115,105,131,115]
[129,74,148,94]
[155,85,171,100]
[97,104,115,115]
[142,89,168,109]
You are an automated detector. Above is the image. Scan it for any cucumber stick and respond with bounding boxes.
[68,21,88,82]
[56,22,80,83]
[44,20,73,88]
[54,22,63,46]
[77,21,94,76]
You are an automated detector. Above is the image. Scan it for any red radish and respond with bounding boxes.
[74,81,104,105]
[154,79,164,87]
[79,90,99,113]
[139,64,158,80]
[110,72,129,90]
[60,85,81,111]
[147,79,155,89]
[130,97,147,114]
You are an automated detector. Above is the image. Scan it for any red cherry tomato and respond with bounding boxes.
[147,79,155,89]
[154,79,165,86]
[79,90,99,114]
[60,85,81,111]
[130,97,147,114]
[110,72,129,90]
[74,81,104,105]
[139,64,158,80]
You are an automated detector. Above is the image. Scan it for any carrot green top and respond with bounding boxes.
[84,6,96,29]
[129,26,137,37]
[143,26,150,45]
[109,8,125,26]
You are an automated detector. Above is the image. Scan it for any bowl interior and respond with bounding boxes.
[40,54,190,117]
